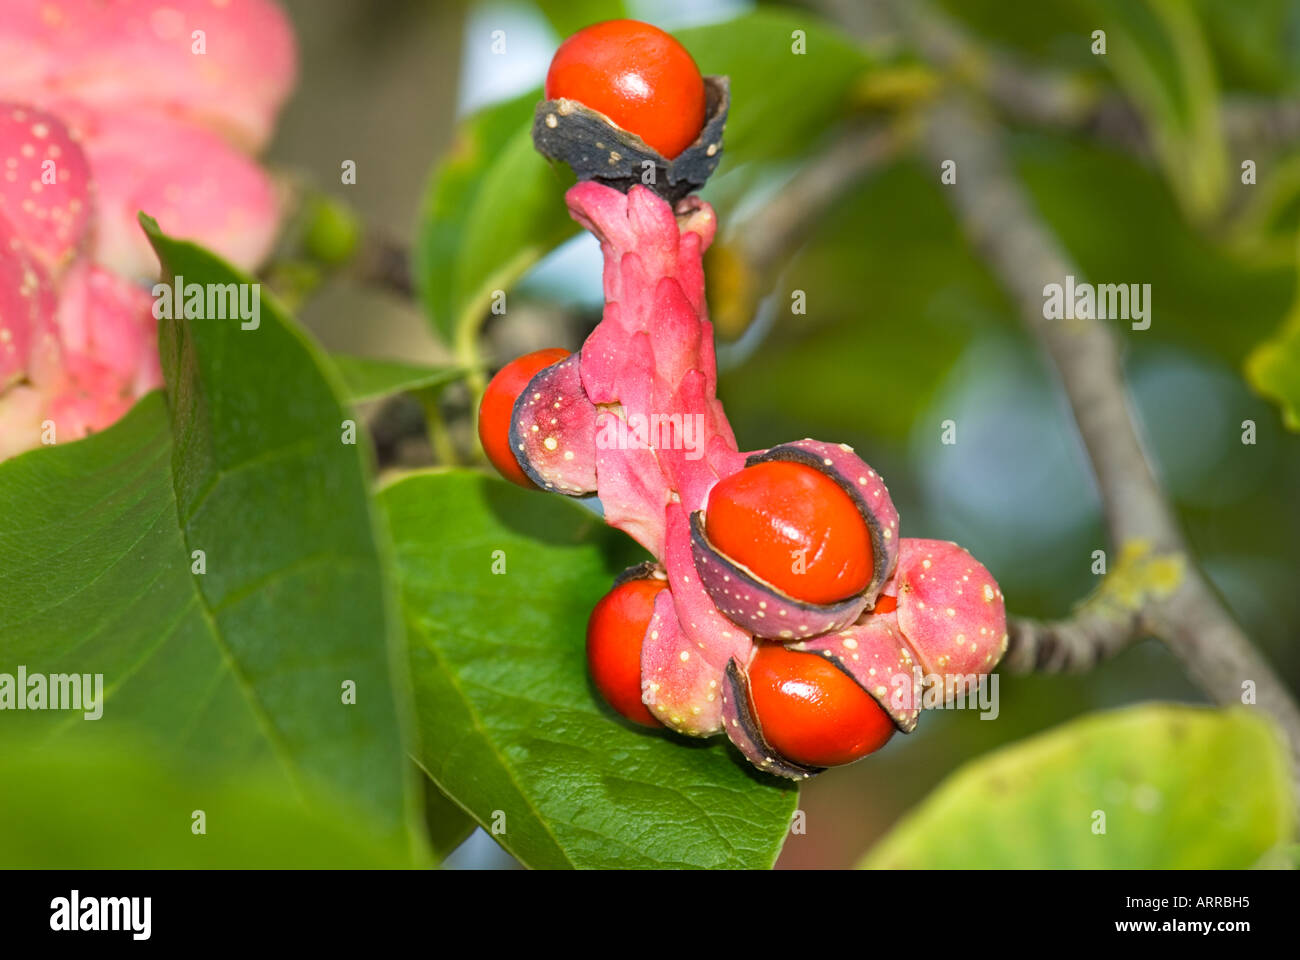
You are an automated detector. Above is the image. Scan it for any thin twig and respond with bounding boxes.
[921,90,1300,787]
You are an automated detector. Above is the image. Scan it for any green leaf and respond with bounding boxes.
[0,220,420,863]
[422,776,478,861]
[384,469,798,869]
[328,353,466,404]
[536,0,627,40]
[1228,151,1300,269]
[1192,0,1300,94]
[0,733,416,868]
[860,705,1295,869]
[1078,0,1227,221]
[412,90,577,347]
[676,10,872,167]
[1246,236,1300,430]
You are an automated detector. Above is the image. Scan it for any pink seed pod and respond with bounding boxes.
[509,352,598,495]
[891,538,1009,692]
[689,438,901,640]
[0,103,92,277]
[45,264,161,441]
[75,109,282,279]
[53,262,162,398]
[0,0,297,152]
[788,609,921,733]
[0,215,56,389]
[719,657,820,781]
[639,503,752,736]
[555,181,738,556]
[524,176,1010,781]
[0,214,61,457]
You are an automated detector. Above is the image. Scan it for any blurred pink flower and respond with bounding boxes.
[0,1,296,458]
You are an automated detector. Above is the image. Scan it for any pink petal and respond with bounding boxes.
[0,0,296,150]
[0,212,59,390]
[639,502,752,735]
[54,262,161,394]
[0,102,92,276]
[74,109,281,279]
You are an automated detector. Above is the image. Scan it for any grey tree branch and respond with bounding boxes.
[921,91,1300,784]
[1004,607,1141,674]
[888,0,1300,158]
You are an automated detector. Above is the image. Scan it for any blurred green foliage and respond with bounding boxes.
[862,705,1295,869]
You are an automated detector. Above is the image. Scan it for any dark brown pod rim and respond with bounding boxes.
[531,75,729,203]
[721,658,822,781]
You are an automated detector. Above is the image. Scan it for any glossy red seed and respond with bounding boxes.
[478,348,570,489]
[587,577,666,727]
[545,19,706,159]
[705,460,873,605]
[748,644,894,767]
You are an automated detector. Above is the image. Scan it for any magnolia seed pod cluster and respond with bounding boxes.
[478,20,1008,780]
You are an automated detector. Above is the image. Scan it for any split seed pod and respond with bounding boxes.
[532,77,729,203]
[690,438,901,640]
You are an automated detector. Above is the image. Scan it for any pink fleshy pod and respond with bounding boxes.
[719,656,820,781]
[43,264,160,442]
[564,180,740,549]
[45,352,139,441]
[640,502,753,735]
[0,215,54,390]
[53,263,161,397]
[592,412,669,558]
[641,591,717,734]
[0,103,92,277]
[892,538,1008,696]
[508,351,597,495]
[0,215,61,458]
[788,609,921,733]
[689,439,900,640]
[75,109,281,279]
[0,0,297,151]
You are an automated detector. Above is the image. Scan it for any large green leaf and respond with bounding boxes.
[861,705,1295,869]
[422,776,478,861]
[384,469,798,869]
[0,221,419,863]
[0,734,415,868]
[412,90,577,347]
